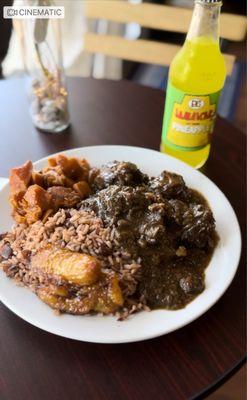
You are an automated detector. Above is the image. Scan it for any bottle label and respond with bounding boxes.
[162,83,221,151]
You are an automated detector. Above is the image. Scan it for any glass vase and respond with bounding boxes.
[15,3,70,132]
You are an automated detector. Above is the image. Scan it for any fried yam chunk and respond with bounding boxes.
[10,184,52,224]
[32,166,74,188]
[9,155,91,224]
[9,160,33,195]
[48,154,90,182]
[23,185,52,224]
[10,191,27,223]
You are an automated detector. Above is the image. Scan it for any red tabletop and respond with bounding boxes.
[0,77,245,400]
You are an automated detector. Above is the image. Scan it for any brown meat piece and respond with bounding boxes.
[82,185,149,225]
[181,204,216,248]
[169,200,215,248]
[9,160,33,195]
[47,186,81,208]
[91,161,147,191]
[179,273,205,294]
[149,171,187,200]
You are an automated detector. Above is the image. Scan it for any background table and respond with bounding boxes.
[0,77,246,400]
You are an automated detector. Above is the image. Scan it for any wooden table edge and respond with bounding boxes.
[194,356,246,399]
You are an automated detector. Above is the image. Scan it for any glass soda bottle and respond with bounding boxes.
[161,0,226,168]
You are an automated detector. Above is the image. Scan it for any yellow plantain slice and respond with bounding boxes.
[31,246,101,285]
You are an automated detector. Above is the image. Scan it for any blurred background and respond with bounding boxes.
[1,0,246,134]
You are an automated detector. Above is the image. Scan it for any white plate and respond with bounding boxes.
[0,146,241,343]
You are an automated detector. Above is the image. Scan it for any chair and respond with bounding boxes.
[84,0,247,121]
[84,0,247,76]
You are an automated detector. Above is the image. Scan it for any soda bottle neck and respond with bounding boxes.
[186,1,222,42]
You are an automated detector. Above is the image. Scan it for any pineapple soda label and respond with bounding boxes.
[162,83,221,151]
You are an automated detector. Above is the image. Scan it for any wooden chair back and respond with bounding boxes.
[84,0,247,75]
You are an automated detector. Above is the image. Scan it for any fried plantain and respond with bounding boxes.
[31,246,123,314]
[31,246,101,285]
